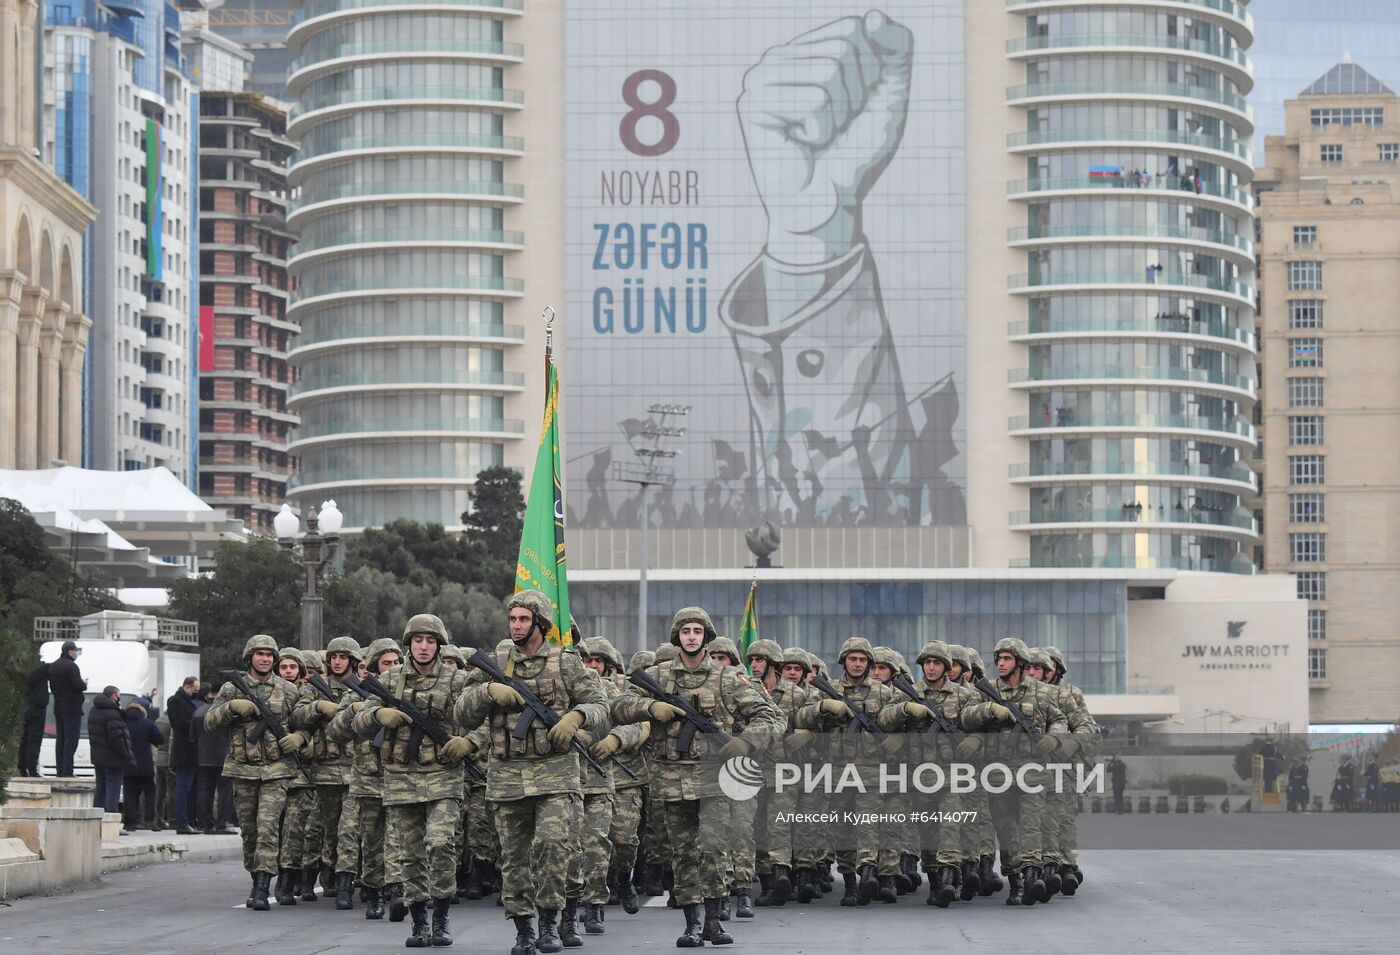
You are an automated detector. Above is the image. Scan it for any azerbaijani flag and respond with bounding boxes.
[737,580,759,671]
[515,343,572,645]
[1089,164,1120,179]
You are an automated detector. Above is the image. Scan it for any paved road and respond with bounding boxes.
[4,851,1398,954]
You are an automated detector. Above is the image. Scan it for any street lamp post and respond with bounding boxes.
[274,500,343,652]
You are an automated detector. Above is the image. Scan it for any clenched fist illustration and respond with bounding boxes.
[738,11,913,265]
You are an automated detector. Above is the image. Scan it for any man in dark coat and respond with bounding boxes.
[49,641,87,777]
[89,686,135,822]
[193,683,234,832]
[123,699,166,830]
[167,675,201,834]
[19,659,50,776]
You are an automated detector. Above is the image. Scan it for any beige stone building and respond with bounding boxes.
[1255,59,1400,724]
[1,0,94,470]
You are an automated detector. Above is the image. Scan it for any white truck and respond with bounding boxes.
[36,610,200,777]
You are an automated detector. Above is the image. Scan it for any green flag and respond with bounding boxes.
[515,351,571,645]
[738,580,758,672]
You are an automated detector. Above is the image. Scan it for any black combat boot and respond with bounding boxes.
[903,852,922,890]
[701,898,733,945]
[1004,872,1023,906]
[607,869,621,906]
[1021,865,1045,906]
[959,859,980,901]
[559,898,583,948]
[463,859,484,900]
[320,866,334,894]
[644,864,665,896]
[455,861,470,899]
[769,864,792,906]
[856,865,878,904]
[893,865,912,896]
[839,872,859,906]
[512,915,538,955]
[250,871,272,911]
[336,871,355,910]
[675,903,704,948]
[1061,866,1080,896]
[718,894,731,921]
[365,887,385,920]
[275,868,297,905]
[754,874,773,907]
[430,898,453,946]
[585,902,605,934]
[406,900,432,947]
[819,865,835,891]
[735,886,754,918]
[934,865,958,908]
[618,868,640,914]
[536,908,563,954]
[301,865,321,901]
[247,873,258,908]
[389,883,409,922]
[1042,862,1062,898]
[978,855,1002,896]
[795,868,819,904]
[878,873,898,904]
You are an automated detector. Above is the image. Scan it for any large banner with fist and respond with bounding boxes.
[565,1,966,531]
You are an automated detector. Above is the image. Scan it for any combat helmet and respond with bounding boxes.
[243,634,279,662]
[746,639,785,668]
[507,590,554,637]
[583,637,625,673]
[915,640,953,669]
[276,644,304,674]
[440,645,467,668]
[966,648,987,678]
[708,636,741,664]
[891,650,912,679]
[1025,647,1054,671]
[836,636,876,667]
[364,637,403,672]
[946,644,971,671]
[325,635,363,662]
[654,643,680,665]
[669,607,718,647]
[628,649,656,674]
[993,637,1032,666]
[781,646,811,673]
[403,613,451,646]
[1042,646,1067,677]
[871,646,901,671]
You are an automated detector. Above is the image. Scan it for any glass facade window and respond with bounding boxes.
[1308,648,1327,679]
[1289,454,1325,485]
[1287,416,1323,446]
[1292,226,1316,245]
[1288,338,1322,367]
[1287,261,1323,290]
[1287,377,1323,407]
[1296,571,1326,602]
[1381,143,1400,162]
[1308,609,1326,641]
[1288,299,1323,329]
[1319,144,1344,163]
[1289,532,1325,563]
[1289,492,1324,523]
[1310,107,1382,127]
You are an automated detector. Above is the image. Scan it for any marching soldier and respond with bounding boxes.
[453,591,610,955]
[596,641,650,916]
[271,648,314,906]
[614,608,784,947]
[777,647,825,904]
[293,635,363,910]
[640,642,682,899]
[352,614,475,947]
[960,638,1067,907]
[945,645,1001,898]
[745,638,804,909]
[203,634,308,911]
[706,636,754,921]
[1030,646,1098,897]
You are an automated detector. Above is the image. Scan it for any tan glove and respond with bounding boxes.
[439,736,477,763]
[819,698,850,720]
[375,708,412,728]
[648,702,686,723]
[1033,734,1059,756]
[227,698,258,719]
[547,710,586,747]
[636,722,651,744]
[350,699,368,714]
[955,736,982,760]
[314,699,339,719]
[786,728,815,752]
[590,734,622,760]
[487,683,525,709]
[278,732,307,754]
[881,733,908,756]
[717,737,751,761]
[904,702,933,721]
[1056,736,1082,758]
[987,703,1014,723]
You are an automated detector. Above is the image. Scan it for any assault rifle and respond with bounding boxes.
[890,673,966,743]
[808,672,885,739]
[222,670,294,745]
[467,650,626,779]
[344,673,485,782]
[307,673,338,702]
[626,667,732,756]
[972,676,1042,737]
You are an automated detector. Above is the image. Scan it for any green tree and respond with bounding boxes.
[167,538,301,677]
[344,519,479,588]
[462,465,525,598]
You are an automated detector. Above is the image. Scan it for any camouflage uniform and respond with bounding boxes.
[746,639,803,907]
[613,609,784,946]
[960,638,1068,906]
[639,644,680,886]
[950,646,999,877]
[611,650,654,888]
[708,636,758,907]
[452,591,610,938]
[1032,646,1098,894]
[203,635,306,909]
[352,614,473,945]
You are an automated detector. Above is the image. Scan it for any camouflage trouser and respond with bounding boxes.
[663,796,728,905]
[386,797,461,904]
[641,787,668,866]
[568,792,614,904]
[357,796,387,888]
[1043,784,1078,866]
[302,795,324,868]
[608,787,644,874]
[233,777,289,876]
[318,784,355,873]
[465,782,497,864]
[961,783,997,860]
[990,766,1047,872]
[495,792,578,916]
[279,785,314,869]
[727,795,757,887]
[915,792,962,870]
[754,784,792,872]
[791,789,826,869]
[832,791,879,874]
